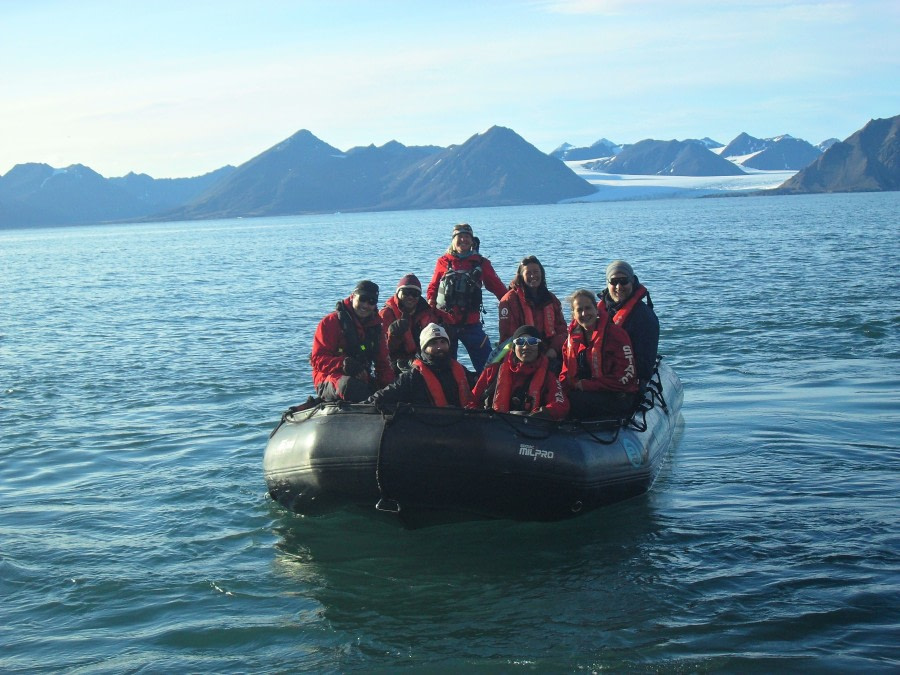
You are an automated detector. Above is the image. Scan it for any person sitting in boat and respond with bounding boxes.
[426,222,506,374]
[497,255,567,372]
[379,273,440,375]
[560,289,638,420]
[471,325,569,420]
[600,260,660,390]
[310,280,394,403]
[367,323,475,409]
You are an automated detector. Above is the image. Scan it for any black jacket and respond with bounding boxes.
[601,290,660,383]
[367,356,476,408]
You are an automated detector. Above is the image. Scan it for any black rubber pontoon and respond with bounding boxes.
[264,361,682,523]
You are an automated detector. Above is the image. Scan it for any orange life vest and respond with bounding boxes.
[492,354,549,413]
[611,284,648,326]
[513,286,558,339]
[412,358,473,407]
[562,309,638,393]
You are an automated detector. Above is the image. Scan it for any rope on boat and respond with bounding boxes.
[573,421,622,445]
[385,403,564,442]
[626,356,669,432]
[381,398,625,444]
[374,404,401,514]
[269,395,323,438]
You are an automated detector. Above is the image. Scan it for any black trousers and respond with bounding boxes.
[317,376,375,403]
[567,389,635,420]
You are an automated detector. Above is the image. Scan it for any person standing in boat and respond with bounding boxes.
[497,255,567,372]
[471,325,569,420]
[600,260,660,390]
[311,280,394,403]
[367,323,476,409]
[560,289,638,419]
[426,223,506,374]
[379,273,440,376]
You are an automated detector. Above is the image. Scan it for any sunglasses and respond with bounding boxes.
[608,277,632,287]
[512,336,541,346]
[358,295,379,305]
[399,289,421,297]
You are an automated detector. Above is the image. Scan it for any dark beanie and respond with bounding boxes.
[396,274,422,292]
[353,280,379,297]
[511,325,540,341]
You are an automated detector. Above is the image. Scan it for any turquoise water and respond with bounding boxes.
[2,193,898,671]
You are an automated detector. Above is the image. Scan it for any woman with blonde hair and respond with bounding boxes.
[560,288,639,419]
[426,223,506,373]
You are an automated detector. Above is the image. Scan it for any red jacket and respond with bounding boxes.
[498,285,567,355]
[560,305,638,394]
[311,297,394,390]
[471,353,569,420]
[426,252,506,325]
[379,296,439,365]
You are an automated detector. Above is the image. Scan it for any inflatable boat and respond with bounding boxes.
[264,360,682,525]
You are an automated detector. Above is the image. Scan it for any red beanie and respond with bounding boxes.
[396,274,422,292]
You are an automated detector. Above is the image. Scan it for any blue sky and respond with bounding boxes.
[2,0,898,178]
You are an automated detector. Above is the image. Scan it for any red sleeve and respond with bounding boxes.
[497,289,521,343]
[380,305,397,326]
[541,369,570,420]
[421,305,441,326]
[480,258,507,300]
[469,362,499,408]
[426,255,449,304]
[549,296,568,355]
[559,334,577,391]
[380,305,401,354]
[373,315,395,388]
[310,313,345,386]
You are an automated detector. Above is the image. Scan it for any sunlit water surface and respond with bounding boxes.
[2,192,898,672]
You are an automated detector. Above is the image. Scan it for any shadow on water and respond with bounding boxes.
[267,498,670,665]
[260,422,686,669]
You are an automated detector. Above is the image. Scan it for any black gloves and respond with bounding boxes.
[343,356,366,377]
[388,318,409,335]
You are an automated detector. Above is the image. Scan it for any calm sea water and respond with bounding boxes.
[2,193,898,672]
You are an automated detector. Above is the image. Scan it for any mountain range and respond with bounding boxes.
[772,115,900,194]
[167,126,595,221]
[559,132,830,173]
[583,139,745,177]
[1,115,897,228]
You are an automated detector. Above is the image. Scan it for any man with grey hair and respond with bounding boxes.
[600,260,660,389]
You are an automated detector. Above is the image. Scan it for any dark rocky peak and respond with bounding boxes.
[741,136,822,170]
[378,140,408,155]
[721,132,770,157]
[551,137,621,160]
[270,129,344,158]
[0,163,56,196]
[773,114,900,194]
[55,164,107,181]
[597,138,745,176]
[692,137,724,149]
[463,125,525,151]
[550,142,574,159]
